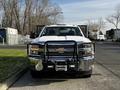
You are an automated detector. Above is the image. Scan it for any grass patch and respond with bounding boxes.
[0,49,26,57]
[0,49,28,82]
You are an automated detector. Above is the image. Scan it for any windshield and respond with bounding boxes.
[40,27,83,36]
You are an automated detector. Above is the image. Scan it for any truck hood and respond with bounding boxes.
[32,36,91,43]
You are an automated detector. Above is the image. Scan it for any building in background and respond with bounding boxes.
[106,29,120,40]
[0,28,18,45]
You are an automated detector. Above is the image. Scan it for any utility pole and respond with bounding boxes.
[0,16,2,28]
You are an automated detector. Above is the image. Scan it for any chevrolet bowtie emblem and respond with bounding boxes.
[55,48,64,53]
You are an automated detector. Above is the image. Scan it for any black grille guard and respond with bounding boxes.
[44,40,78,61]
[27,41,95,61]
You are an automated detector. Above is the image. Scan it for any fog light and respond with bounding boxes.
[70,65,75,68]
[48,65,54,68]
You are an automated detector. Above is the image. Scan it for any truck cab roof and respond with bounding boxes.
[45,24,78,27]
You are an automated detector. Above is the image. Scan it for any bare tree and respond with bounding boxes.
[22,0,63,34]
[106,4,120,29]
[86,18,105,39]
[87,18,105,32]
[97,18,106,32]
[47,4,63,24]
[21,0,33,34]
[87,19,98,33]
[12,0,20,33]
[0,0,20,30]
[0,0,63,35]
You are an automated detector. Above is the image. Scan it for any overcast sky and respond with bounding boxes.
[52,0,120,30]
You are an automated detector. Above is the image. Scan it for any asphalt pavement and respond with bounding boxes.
[96,41,120,78]
[9,41,120,90]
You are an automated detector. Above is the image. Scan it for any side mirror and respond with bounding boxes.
[30,32,36,39]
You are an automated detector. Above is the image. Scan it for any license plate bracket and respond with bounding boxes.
[55,65,67,71]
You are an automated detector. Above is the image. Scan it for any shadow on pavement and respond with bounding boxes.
[11,70,90,88]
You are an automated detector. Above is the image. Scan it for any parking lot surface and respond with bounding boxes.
[9,42,120,90]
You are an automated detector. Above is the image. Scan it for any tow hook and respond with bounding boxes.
[35,60,43,71]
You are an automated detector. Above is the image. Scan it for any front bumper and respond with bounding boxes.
[79,57,94,71]
[29,56,94,72]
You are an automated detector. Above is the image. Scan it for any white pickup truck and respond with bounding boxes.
[27,24,95,77]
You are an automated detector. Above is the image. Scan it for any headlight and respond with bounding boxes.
[28,44,44,56]
[30,44,39,55]
[78,43,94,57]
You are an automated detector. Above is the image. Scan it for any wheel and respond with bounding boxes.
[76,70,92,78]
[83,73,92,78]
[30,70,42,78]
[82,69,92,78]
[30,70,38,78]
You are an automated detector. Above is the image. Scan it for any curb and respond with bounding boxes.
[0,67,28,90]
[103,41,120,44]
[96,41,120,45]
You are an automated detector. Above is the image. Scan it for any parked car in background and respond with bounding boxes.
[97,35,106,41]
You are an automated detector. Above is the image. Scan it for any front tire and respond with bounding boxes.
[83,69,92,78]
[76,69,92,78]
[83,73,92,78]
[30,70,42,78]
